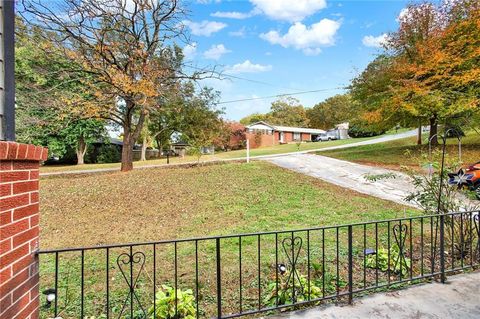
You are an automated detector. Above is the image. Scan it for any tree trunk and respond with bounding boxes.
[76,137,87,165]
[429,115,438,147]
[121,133,134,172]
[140,135,147,161]
[417,123,422,145]
[120,99,147,172]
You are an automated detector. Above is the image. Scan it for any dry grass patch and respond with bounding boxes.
[40,161,411,249]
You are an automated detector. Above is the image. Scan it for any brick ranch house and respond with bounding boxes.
[245,121,326,148]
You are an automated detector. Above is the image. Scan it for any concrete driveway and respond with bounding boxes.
[264,153,416,207]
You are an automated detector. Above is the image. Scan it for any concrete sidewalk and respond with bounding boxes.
[271,271,480,319]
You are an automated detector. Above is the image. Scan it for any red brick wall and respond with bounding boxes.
[245,131,312,147]
[245,133,276,148]
[0,142,47,319]
[301,133,311,141]
[284,132,294,143]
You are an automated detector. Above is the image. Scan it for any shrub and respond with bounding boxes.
[148,285,196,319]
[311,262,346,295]
[96,144,121,163]
[365,245,411,276]
[264,269,322,306]
[348,121,386,137]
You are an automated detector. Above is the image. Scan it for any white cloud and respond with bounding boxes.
[260,19,341,55]
[183,42,197,59]
[396,4,436,23]
[229,27,247,37]
[203,44,231,60]
[250,0,327,22]
[362,34,387,48]
[211,11,254,19]
[196,0,221,4]
[182,20,227,37]
[226,60,272,74]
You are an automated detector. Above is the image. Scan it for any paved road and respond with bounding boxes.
[271,271,480,319]
[308,129,417,154]
[265,153,416,207]
[40,130,417,177]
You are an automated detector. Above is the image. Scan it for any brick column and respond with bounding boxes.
[0,142,47,319]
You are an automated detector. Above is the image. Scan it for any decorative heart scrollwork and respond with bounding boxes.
[281,236,303,302]
[116,251,147,318]
[392,223,408,273]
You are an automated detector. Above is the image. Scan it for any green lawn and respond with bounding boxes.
[319,130,480,170]
[39,135,378,173]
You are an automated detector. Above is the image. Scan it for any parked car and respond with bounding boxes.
[315,133,337,142]
[448,162,480,199]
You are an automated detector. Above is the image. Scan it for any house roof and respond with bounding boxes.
[247,121,326,134]
[93,137,123,145]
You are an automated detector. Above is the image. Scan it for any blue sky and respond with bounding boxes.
[182,0,410,121]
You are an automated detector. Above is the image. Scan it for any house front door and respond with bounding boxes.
[279,132,284,143]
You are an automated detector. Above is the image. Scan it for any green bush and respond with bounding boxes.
[96,144,121,163]
[310,262,346,295]
[148,285,196,319]
[349,121,386,137]
[264,270,322,306]
[365,245,411,276]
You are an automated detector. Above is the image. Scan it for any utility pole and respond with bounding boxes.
[0,0,15,141]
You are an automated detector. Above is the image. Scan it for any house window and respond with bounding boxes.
[293,132,301,141]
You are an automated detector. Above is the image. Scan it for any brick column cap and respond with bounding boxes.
[0,142,48,161]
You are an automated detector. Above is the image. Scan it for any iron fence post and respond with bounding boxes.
[440,214,446,283]
[348,225,353,304]
[1,0,16,141]
[216,238,222,318]
[436,131,448,283]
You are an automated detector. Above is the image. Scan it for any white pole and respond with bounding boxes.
[246,139,250,163]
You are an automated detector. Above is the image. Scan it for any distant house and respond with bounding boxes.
[171,141,189,157]
[324,123,350,140]
[245,121,326,148]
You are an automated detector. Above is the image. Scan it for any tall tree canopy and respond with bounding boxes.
[306,94,355,130]
[392,0,480,144]
[240,97,309,127]
[15,16,106,164]
[239,113,268,126]
[148,82,223,152]
[350,0,480,145]
[268,97,310,127]
[21,0,208,171]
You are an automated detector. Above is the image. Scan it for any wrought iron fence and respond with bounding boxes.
[37,211,480,319]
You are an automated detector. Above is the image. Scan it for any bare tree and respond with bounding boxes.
[21,0,208,171]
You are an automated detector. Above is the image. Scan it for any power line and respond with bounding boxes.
[220,73,303,92]
[183,64,348,105]
[184,64,303,92]
[217,87,347,105]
